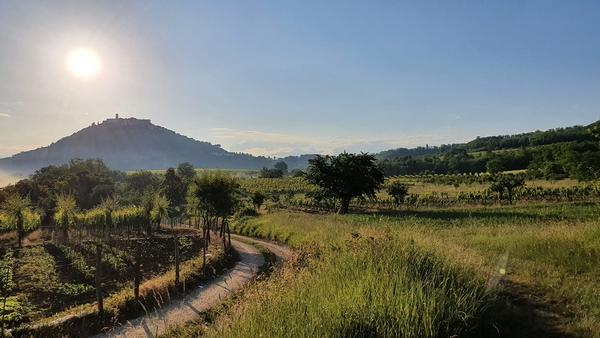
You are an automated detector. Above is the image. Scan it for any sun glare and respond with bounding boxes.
[66,47,102,79]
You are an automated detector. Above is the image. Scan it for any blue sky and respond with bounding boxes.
[0,0,599,157]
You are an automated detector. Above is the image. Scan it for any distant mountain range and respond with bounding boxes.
[0,116,316,174]
[0,115,596,175]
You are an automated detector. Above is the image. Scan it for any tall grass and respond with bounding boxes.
[204,235,491,338]
[226,202,600,336]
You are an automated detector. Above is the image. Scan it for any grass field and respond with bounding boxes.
[165,202,600,337]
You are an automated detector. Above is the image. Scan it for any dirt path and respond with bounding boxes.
[230,234,293,264]
[96,238,266,338]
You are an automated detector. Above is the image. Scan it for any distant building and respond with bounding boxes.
[103,114,151,125]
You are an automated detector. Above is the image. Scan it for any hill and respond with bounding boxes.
[0,116,280,174]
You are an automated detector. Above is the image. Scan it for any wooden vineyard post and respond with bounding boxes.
[227,220,232,251]
[174,234,180,292]
[95,243,104,317]
[202,229,207,270]
[134,240,141,300]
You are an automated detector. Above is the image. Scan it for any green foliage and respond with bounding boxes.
[0,195,40,240]
[54,194,77,230]
[259,167,284,178]
[251,191,265,211]
[119,170,162,205]
[273,161,288,174]
[385,180,409,206]
[16,247,62,295]
[489,174,525,204]
[54,244,95,280]
[0,297,28,327]
[306,152,384,214]
[31,159,116,211]
[150,194,170,224]
[162,168,185,212]
[205,236,490,338]
[187,172,241,219]
[74,206,149,236]
[236,207,259,217]
[485,158,504,174]
[58,283,94,298]
[0,251,15,296]
[176,162,197,184]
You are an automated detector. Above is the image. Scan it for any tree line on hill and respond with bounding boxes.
[379,122,600,180]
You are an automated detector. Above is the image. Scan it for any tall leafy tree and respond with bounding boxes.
[176,162,196,185]
[251,191,266,212]
[273,161,289,175]
[306,152,384,214]
[162,168,185,214]
[187,172,240,259]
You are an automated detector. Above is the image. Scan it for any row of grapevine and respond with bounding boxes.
[282,183,600,209]
[70,206,150,238]
[0,210,41,233]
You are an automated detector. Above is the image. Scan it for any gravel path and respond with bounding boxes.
[96,238,265,338]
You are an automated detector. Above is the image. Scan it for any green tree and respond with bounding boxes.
[273,161,288,175]
[259,167,284,178]
[177,162,196,184]
[251,191,266,212]
[386,181,409,207]
[1,195,30,247]
[587,121,600,140]
[123,171,161,204]
[306,153,384,214]
[485,158,504,174]
[187,172,240,258]
[162,168,185,213]
[489,174,525,204]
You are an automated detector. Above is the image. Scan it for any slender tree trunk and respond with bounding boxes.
[227,221,231,250]
[221,218,226,249]
[337,198,350,214]
[95,243,104,317]
[134,241,141,300]
[202,233,207,269]
[17,217,23,248]
[174,234,180,292]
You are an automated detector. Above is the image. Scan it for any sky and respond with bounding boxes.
[0,0,599,158]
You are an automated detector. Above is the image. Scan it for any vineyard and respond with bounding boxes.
[0,206,230,336]
[238,175,600,210]
[0,161,599,337]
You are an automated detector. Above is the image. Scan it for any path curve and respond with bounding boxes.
[96,238,265,338]
[230,234,293,265]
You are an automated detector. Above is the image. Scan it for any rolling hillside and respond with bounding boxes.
[0,116,277,173]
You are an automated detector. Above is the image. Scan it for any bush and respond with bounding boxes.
[237,207,259,217]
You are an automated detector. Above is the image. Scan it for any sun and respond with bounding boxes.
[66,47,102,79]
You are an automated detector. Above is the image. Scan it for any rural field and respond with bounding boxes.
[1,163,600,337]
[2,2,600,337]
[164,201,600,338]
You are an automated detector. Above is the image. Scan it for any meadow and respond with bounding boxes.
[165,202,600,338]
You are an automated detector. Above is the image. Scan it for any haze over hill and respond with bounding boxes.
[0,115,596,177]
[0,115,314,174]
